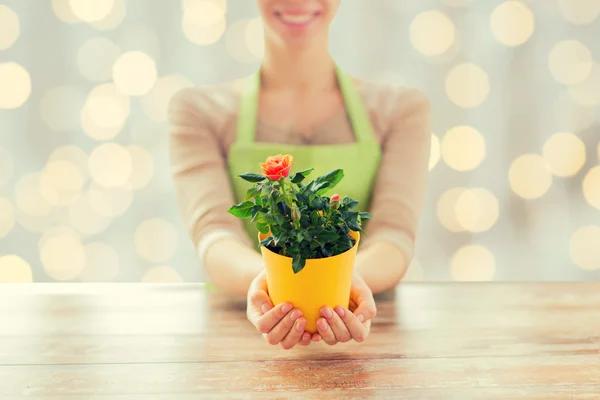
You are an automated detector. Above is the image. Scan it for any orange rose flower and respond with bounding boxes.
[260,154,294,181]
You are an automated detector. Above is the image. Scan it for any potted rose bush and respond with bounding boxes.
[228,154,371,332]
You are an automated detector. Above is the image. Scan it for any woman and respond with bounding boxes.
[168,0,431,349]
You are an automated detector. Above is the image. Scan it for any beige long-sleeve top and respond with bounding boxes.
[167,77,431,265]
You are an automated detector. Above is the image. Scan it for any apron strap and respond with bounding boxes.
[235,69,261,146]
[235,65,374,145]
[335,65,373,143]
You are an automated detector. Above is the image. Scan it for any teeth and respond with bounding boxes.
[279,14,313,24]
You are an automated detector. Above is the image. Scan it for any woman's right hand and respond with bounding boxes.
[247,270,312,349]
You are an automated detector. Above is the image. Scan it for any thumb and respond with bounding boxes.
[351,280,377,323]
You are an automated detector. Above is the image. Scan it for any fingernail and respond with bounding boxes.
[281,303,292,313]
[261,303,272,314]
[357,313,365,323]
[321,306,333,319]
[290,310,301,321]
[296,319,306,331]
[334,306,346,318]
[318,319,329,331]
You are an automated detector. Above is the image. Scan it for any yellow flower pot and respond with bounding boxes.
[258,231,359,333]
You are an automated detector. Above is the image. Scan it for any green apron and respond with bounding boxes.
[227,65,382,246]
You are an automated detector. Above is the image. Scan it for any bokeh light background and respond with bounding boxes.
[0,0,599,283]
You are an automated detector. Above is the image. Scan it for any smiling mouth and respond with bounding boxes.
[275,11,320,26]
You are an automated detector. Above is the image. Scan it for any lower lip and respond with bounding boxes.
[275,13,319,29]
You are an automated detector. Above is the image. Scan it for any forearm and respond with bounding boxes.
[203,238,264,297]
[355,239,413,294]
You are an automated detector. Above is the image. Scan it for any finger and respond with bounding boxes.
[321,306,352,343]
[311,332,322,342]
[265,308,303,345]
[334,306,368,342]
[351,285,377,323]
[280,317,306,350]
[316,317,337,346]
[255,302,292,334]
[248,289,273,323]
[299,331,312,346]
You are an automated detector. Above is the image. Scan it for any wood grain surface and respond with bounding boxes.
[1,282,599,399]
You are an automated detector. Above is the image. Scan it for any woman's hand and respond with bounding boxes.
[246,270,312,349]
[312,273,377,345]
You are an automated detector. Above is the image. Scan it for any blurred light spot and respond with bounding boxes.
[429,133,440,170]
[77,37,121,82]
[490,1,534,46]
[441,125,486,171]
[39,160,84,206]
[89,0,125,30]
[570,226,600,270]
[88,182,133,217]
[0,147,14,187]
[410,10,455,57]
[134,219,179,263]
[126,146,155,189]
[0,197,15,238]
[455,188,499,233]
[0,5,20,50]
[245,18,265,60]
[48,146,90,183]
[542,132,586,177]
[15,207,66,233]
[583,166,600,210]
[0,62,31,109]
[0,255,32,283]
[569,63,600,106]
[88,143,133,188]
[440,0,472,6]
[451,245,496,281]
[182,1,226,46]
[79,242,119,281]
[81,83,130,140]
[548,41,593,86]
[52,0,81,24]
[437,187,467,233]
[40,86,85,132]
[509,154,553,199]
[445,63,490,108]
[39,226,80,252]
[69,194,112,236]
[40,231,86,280]
[182,0,226,12]
[112,51,157,96]
[557,0,600,25]
[226,19,264,63]
[116,26,161,61]
[142,266,183,283]
[553,90,596,132]
[15,173,53,216]
[68,0,114,23]
[140,74,193,122]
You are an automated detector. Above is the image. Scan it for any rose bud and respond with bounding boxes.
[291,205,301,221]
[329,194,341,210]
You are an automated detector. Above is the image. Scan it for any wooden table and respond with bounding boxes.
[1,283,599,399]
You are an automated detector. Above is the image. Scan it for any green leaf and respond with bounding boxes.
[342,197,359,210]
[346,218,362,232]
[359,211,373,220]
[259,235,273,247]
[227,201,254,219]
[310,210,320,225]
[292,255,306,274]
[256,223,270,235]
[315,230,340,244]
[290,168,314,184]
[314,169,344,195]
[245,185,262,201]
[238,173,266,183]
[252,211,273,225]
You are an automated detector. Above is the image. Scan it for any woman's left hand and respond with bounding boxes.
[311,273,377,345]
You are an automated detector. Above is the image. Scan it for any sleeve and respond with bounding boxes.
[167,88,253,265]
[361,87,432,260]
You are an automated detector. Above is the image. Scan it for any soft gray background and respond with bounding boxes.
[0,0,599,283]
